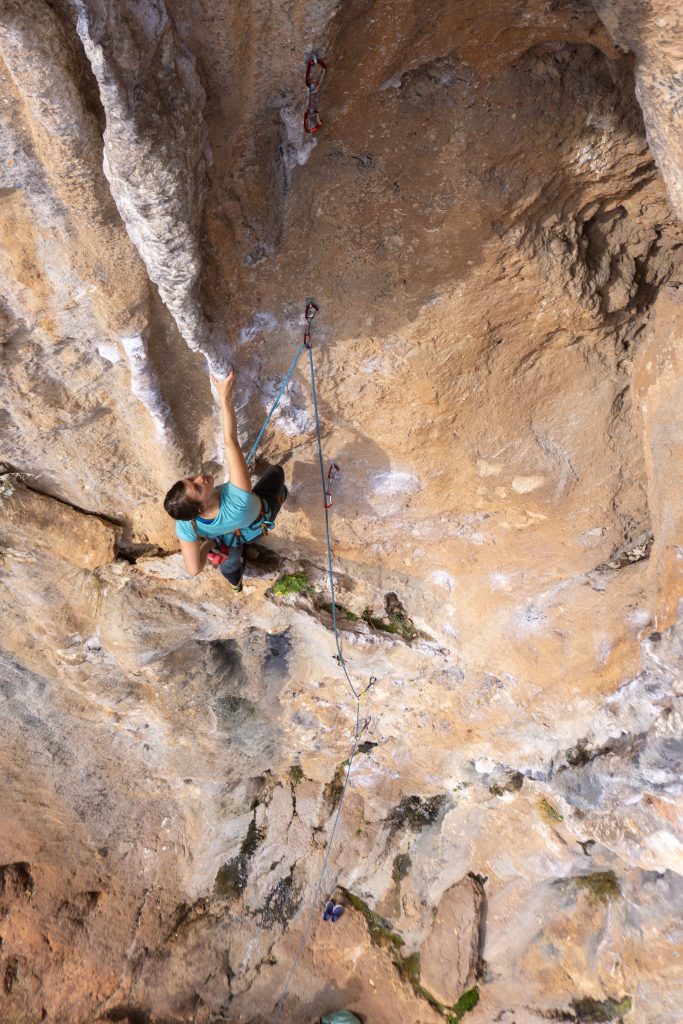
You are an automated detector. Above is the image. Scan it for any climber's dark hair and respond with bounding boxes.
[164,480,202,521]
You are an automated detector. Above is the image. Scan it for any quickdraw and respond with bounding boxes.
[304,54,326,133]
[324,461,340,509]
[303,300,318,349]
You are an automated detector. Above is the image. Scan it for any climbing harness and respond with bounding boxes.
[190,498,274,560]
[304,54,326,133]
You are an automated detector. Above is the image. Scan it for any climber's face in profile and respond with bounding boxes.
[183,474,214,508]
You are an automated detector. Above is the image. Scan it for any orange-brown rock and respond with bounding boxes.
[420,875,484,1006]
[0,1,681,1022]
[633,285,683,630]
[0,478,117,568]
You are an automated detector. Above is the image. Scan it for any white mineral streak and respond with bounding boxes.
[371,470,421,495]
[96,340,122,363]
[0,0,192,464]
[260,375,313,436]
[239,312,278,346]
[431,569,455,592]
[72,0,230,377]
[120,333,177,442]
[278,99,317,185]
[0,2,103,214]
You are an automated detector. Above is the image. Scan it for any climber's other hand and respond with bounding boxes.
[211,370,236,402]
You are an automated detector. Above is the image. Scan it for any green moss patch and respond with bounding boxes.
[392,852,412,883]
[272,572,313,597]
[341,888,452,1012]
[340,889,405,954]
[575,871,621,906]
[362,608,416,642]
[386,794,447,837]
[397,951,421,987]
[572,995,632,1022]
[538,797,564,823]
[213,694,256,731]
[362,591,417,643]
[323,760,349,811]
[213,818,264,899]
[322,601,360,621]
[259,866,302,928]
[448,987,480,1023]
[289,765,305,784]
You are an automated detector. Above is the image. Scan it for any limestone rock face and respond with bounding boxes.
[420,875,484,1006]
[0,1,682,1023]
[591,0,683,219]
[633,286,683,629]
[72,0,228,376]
[0,476,117,568]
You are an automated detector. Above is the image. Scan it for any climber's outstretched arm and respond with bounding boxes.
[179,536,211,576]
[211,371,252,493]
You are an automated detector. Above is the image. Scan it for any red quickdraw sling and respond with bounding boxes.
[303,301,318,348]
[304,54,326,133]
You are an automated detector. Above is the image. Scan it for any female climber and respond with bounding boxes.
[163,371,287,593]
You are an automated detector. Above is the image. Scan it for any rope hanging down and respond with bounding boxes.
[242,302,368,1023]
[246,342,306,467]
[275,307,364,1024]
[245,303,359,706]
[243,55,368,1022]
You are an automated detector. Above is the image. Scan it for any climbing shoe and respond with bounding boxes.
[274,484,288,514]
[222,563,244,593]
[323,901,343,922]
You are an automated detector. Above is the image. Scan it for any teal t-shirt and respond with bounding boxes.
[175,483,262,544]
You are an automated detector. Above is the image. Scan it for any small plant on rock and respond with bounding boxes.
[272,572,313,597]
[537,796,564,823]
[576,871,621,906]
[448,987,480,1023]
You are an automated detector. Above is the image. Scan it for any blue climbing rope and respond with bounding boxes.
[273,324,364,1024]
[308,344,360,701]
[246,342,307,467]
[245,313,357,699]
[273,700,361,1024]
[245,57,368,1020]
[242,305,366,1023]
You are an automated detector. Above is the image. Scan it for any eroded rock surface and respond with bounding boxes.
[591,0,683,219]
[0,474,117,568]
[420,875,484,1006]
[0,1,682,1023]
